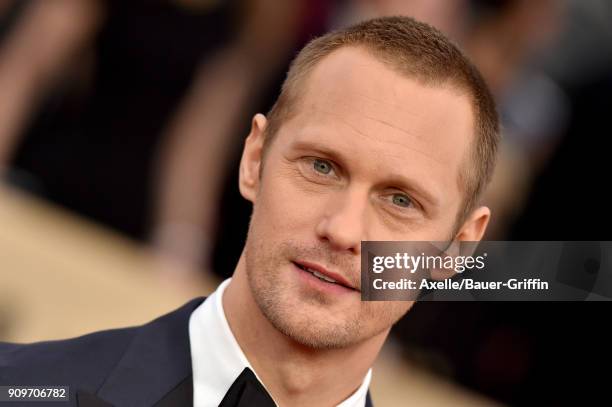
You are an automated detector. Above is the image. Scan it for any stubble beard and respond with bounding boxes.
[244,229,409,349]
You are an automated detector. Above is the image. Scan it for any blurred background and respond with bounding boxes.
[1,0,611,405]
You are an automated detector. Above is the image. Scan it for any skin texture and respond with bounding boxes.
[223,46,491,406]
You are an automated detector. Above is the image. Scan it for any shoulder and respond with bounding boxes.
[0,325,136,390]
[0,297,206,388]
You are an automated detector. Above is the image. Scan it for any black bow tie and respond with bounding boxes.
[219,367,276,407]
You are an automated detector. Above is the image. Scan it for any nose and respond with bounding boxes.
[315,188,368,255]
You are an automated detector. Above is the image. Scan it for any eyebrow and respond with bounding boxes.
[288,139,440,208]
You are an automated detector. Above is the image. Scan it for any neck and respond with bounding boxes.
[223,253,386,406]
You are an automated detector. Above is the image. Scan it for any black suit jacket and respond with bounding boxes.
[1,298,373,407]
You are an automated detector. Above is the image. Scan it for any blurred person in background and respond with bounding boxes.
[0,0,304,280]
[507,2,612,403]
[464,0,569,237]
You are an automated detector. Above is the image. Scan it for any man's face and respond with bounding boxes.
[240,47,477,349]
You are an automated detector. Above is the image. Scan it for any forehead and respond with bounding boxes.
[277,46,474,211]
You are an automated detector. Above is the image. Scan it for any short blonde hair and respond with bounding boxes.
[262,16,499,223]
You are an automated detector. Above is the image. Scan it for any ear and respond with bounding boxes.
[429,206,491,281]
[238,113,267,203]
[454,206,491,242]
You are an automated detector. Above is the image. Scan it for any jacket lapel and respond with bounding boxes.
[77,298,205,407]
[366,390,374,407]
[75,296,376,407]
[153,374,194,407]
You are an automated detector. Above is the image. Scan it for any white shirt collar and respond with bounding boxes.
[189,278,372,407]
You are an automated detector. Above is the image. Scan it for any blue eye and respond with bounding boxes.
[313,159,333,174]
[392,193,412,208]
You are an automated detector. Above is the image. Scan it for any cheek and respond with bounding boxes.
[396,201,461,241]
[409,221,457,241]
[256,172,325,232]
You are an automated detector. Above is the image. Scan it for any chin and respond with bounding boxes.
[278,320,362,350]
[262,299,365,349]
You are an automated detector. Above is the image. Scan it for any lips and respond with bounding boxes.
[292,260,357,291]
